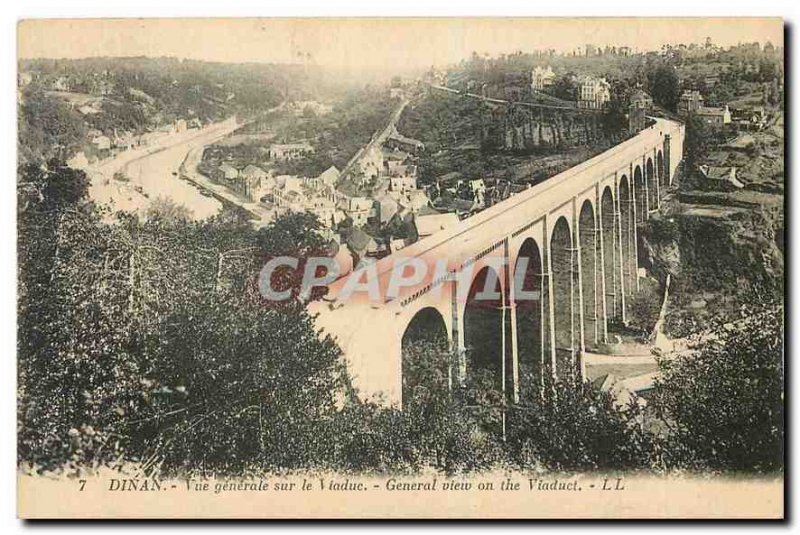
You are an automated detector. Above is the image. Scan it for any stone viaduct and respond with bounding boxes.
[311,118,685,407]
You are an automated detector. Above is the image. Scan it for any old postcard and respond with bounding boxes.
[16,17,784,519]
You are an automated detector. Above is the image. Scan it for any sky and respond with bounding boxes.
[18,18,784,73]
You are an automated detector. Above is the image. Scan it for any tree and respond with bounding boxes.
[651,298,784,473]
[682,114,712,183]
[331,339,505,474]
[506,381,653,471]
[145,196,193,222]
[254,212,332,305]
[551,73,578,102]
[647,64,680,112]
[601,94,628,140]
[18,89,87,163]
[17,166,347,475]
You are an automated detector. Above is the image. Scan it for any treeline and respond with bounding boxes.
[236,87,397,177]
[18,88,88,163]
[18,160,783,477]
[18,161,345,474]
[18,57,295,163]
[21,57,291,120]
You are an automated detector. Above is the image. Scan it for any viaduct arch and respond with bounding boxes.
[312,118,684,407]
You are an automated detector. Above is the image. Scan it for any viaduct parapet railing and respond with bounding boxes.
[312,117,685,407]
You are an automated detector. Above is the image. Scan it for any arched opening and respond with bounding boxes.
[579,200,600,348]
[463,266,504,394]
[619,175,636,302]
[401,307,450,407]
[646,157,657,210]
[550,217,578,382]
[634,165,646,223]
[601,187,621,323]
[514,238,543,400]
[657,150,666,191]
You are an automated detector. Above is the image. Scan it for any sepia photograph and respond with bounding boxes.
[14,15,785,519]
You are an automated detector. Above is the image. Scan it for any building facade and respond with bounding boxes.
[577,76,611,109]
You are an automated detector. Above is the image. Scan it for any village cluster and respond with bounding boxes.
[201,99,490,270]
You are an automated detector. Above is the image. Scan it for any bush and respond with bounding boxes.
[327,340,506,475]
[650,298,784,473]
[17,165,345,476]
[506,380,654,471]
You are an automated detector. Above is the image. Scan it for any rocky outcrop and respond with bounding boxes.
[640,195,783,296]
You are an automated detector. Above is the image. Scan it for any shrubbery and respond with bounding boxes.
[651,299,784,473]
[17,162,784,478]
[506,380,653,471]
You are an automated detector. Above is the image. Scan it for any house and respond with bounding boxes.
[91,135,111,151]
[281,190,305,213]
[385,160,415,177]
[374,194,400,225]
[408,190,430,212]
[269,142,314,161]
[256,175,277,202]
[389,174,417,194]
[345,197,374,227]
[389,87,405,100]
[414,212,460,240]
[317,166,341,188]
[387,162,418,194]
[576,76,610,110]
[358,145,384,183]
[629,89,653,110]
[239,165,268,200]
[696,105,732,126]
[678,90,704,116]
[267,175,312,211]
[113,131,136,150]
[468,179,487,205]
[699,165,744,190]
[51,76,71,92]
[531,66,556,91]
[731,105,766,130]
[385,126,425,154]
[276,175,303,193]
[219,163,239,181]
[704,74,721,88]
[346,228,380,261]
[307,197,337,227]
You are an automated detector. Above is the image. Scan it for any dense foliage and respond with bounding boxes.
[651,299,784,473]
[228,87,397,178]
[18,89,88,163]
[18,57,294,164]
[17,162,345,475]
[17,161,785,477]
